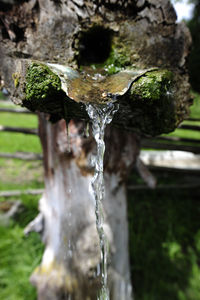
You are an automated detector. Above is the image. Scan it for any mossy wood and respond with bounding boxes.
[0,0,192,136]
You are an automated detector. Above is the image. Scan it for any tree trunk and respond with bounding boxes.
[0,0,192,299]
[29,113,139,299]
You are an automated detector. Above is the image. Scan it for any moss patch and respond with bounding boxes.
[131,70,174,103]
[128,69,176,136]
[77,25,132,75]
[26,63,61,102]
[102,44,131,75]
[23,62,66,115]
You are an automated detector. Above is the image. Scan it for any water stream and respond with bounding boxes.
[86,102,118,300]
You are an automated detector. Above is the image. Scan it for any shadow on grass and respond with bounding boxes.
[128,187,200,300]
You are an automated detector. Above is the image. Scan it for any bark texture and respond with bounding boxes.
[31,113,139,300]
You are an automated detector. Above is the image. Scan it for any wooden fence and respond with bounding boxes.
[0,99,200,195]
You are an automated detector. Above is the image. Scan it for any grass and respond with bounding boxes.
[0,132,41,153]
[0,194,44,300]
[0,112,38,128]
[128,187,200,300]
[0,97,44,300]
[189,91,200,119]
[0,103,41,153]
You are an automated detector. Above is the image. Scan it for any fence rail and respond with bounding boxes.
[0,107,34,114]
[0,125,38,135]
[0,189,44,197]
[141,139,200,154]
[0,99,200,194]
[0,152,42,160]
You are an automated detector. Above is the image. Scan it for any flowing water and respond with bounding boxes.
[86,102,119,300]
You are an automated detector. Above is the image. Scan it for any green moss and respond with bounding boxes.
[102,43,131,75]
[25,63,61,102]
[23,62,65,113]
[128,69,176,136]
[90,42,132,75]
[131,70,174,102]
[78,27,131,75]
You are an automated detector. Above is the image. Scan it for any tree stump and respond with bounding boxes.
[0,1,192,299]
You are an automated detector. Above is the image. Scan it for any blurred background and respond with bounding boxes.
[0,0,200,299]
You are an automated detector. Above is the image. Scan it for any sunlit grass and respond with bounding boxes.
[189,91,200,119]
[0,112,38,128]
[0,196,44,300]
[0,132,41,153]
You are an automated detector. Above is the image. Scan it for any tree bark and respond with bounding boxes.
[31,113,139,300]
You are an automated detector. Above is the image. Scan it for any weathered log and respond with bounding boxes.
[0,0,192,136]
[0,1,192,300]
[31,113,139,300]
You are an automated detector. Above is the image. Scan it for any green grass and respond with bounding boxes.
[190,91,200,119]
[128,187,200,300]
[0,194,44,300]
[0,107,41,153]
[0,159,43,191]
[0,100,44,300]
[0,112,38,128]
[0,132,41,153]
